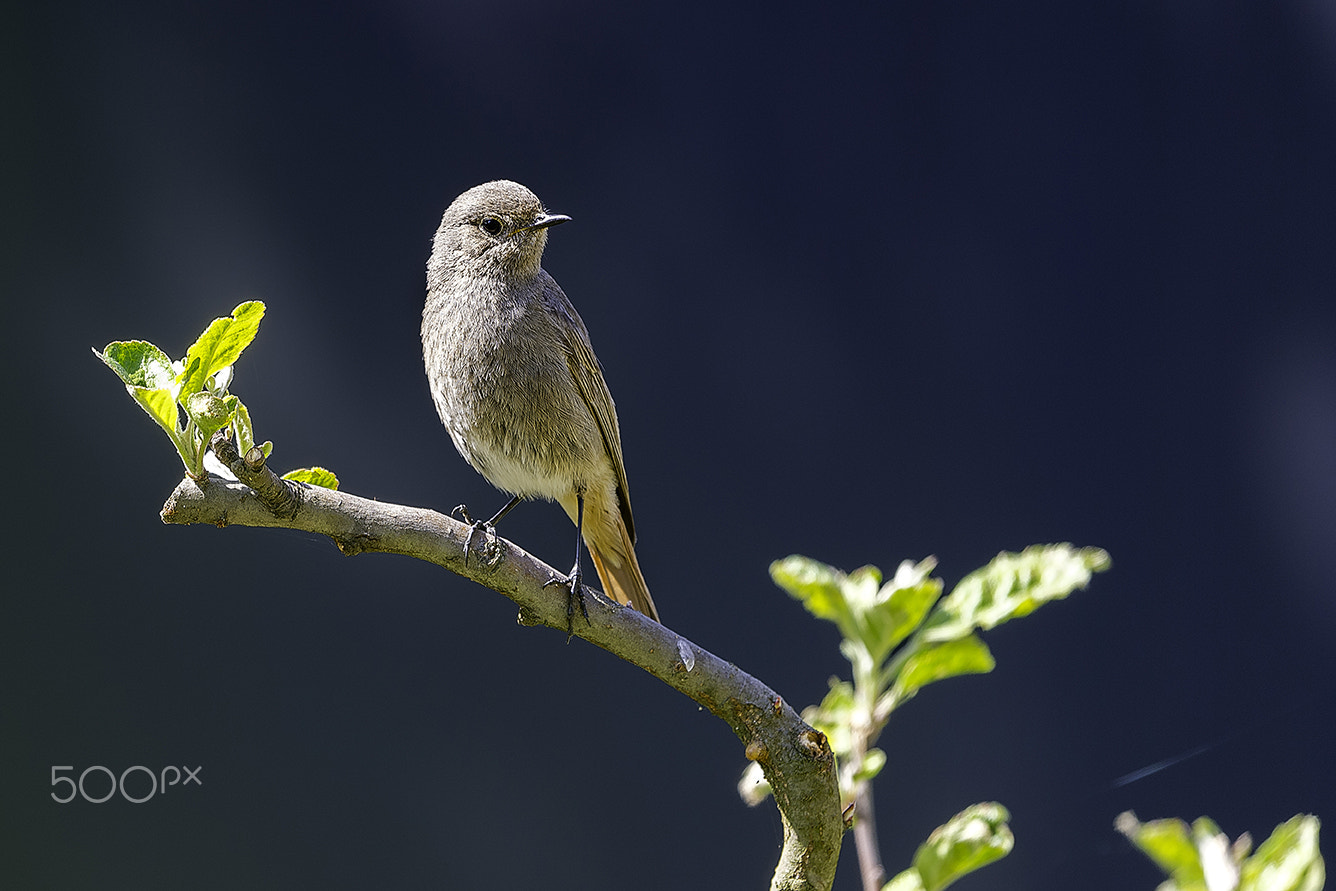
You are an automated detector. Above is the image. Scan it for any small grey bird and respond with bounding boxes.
[422,180,659,626]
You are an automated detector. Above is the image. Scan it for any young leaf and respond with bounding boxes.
[178,301,265,397]
[233,400,257,454]
[852,748,886,783]
[208,363,233,392]
[282,467,339,490]
[911,803,1013,891]
[771,555,859,641]
[96,341,177,390]
[129,385,183,441]
[1239,815,1324,891]
[887,635,995,708]
[923,544,1111,643]
[859,560,941,664]
[1115,812,1208,886]
[883,869,927,891]
[94,342,183,444]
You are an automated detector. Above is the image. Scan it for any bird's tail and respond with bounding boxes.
[587,530,659,622]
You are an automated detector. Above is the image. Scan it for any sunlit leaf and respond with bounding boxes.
[855,559,941,665]
[282,466,339,490]
[771,555,858,640]
[1239,815,1324,891]
[126,385,182,440]
[888,635,994,707]
[871,574,941,661]
[95,341,177,390]
[1116,812,1207,887]
[232,400,256,454]
[178,301,265,397]
[923,544,1110,643]
[912,802,1014,891]
[883,869,926,891]
[95,342,183,444]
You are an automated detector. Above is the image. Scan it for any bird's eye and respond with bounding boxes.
[479,217,503,236]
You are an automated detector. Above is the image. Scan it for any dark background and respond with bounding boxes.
[5,1,1335,888]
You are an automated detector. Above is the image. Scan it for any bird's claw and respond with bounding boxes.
[544,564,590,642]
[453,504,499,567]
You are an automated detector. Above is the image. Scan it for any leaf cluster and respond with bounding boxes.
[94,301,270,479]
[751,544,1109,805]
[1117,811,1324,891]
[95,301,337,488]
[737,544,1109,890]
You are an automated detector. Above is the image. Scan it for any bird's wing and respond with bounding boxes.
[546,288,637,544]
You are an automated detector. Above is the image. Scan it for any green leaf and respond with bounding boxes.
[128,385,183,439]
[867,561,942,661]
[888,634,995,706]
[912,802,1014,891]
[852,747,886,784]
[94,342,183,443]
[178,300,265,397]
[282,467,339,490]
[923,544,1111,643]
[883,869,926,891]
[772,556,945,666]
[95,341,177,390]
[845,559,940,666]
[1115,812,1207,888]
[771,555,859,641]
[1240,815,1324,891]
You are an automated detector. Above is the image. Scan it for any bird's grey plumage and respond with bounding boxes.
[422,180,657,621]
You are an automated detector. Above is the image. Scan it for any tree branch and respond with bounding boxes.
[160,439,844,891]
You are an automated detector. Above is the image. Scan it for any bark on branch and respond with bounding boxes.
[158,435,843,891]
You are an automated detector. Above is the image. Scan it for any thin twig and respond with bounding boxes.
[851,740,887,891]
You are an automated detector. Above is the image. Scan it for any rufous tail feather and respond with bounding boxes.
[587,527,659,622]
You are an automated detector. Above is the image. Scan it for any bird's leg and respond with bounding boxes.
[543,489,590,641]
[454,494,521,565]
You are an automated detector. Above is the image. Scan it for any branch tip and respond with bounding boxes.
[244,446,266,470]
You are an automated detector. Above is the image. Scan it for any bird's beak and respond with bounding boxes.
[520,213,572,232]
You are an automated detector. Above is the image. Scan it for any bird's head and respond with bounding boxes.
[431,180,570,283]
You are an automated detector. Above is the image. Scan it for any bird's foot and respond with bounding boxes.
[452,504,500,567]
[544,563,590,642]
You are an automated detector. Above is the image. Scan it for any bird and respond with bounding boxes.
[421,180,659,631]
